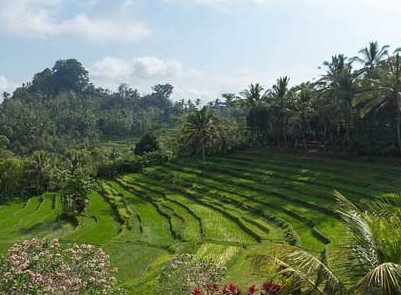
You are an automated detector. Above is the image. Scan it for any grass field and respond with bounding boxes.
[1,148,400,294]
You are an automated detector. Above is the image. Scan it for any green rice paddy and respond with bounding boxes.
[1,148,400,294]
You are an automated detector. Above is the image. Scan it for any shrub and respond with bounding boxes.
[134,132,159,155]
[0,238,124,295]
[158,254,227,295]
[189,279,282,295]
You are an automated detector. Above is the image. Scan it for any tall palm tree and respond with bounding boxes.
[289,83,318,143]
[239,83,267,110]
[353,51,401,154]
[276,191,401,295]
[28,150,53,195]
[318,55,356,145]
[267,77,293,148]
[239,83,269,141]
[352,41,389,77]
[182,107,219,163]
[270,76,291,100]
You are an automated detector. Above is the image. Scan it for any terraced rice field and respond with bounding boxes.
[1,148,401,294]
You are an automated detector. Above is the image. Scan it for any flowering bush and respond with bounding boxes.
[190,279,282,295]
[0,238,124,295]
[261,280,281,294]
[222,283,240,295]
[158,254,227,295]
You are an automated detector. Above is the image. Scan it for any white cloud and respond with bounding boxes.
[91,56,183,82]
[92,57,134,82]
[165,0,266,5]
[164,0,267,9]
[0,0,150,42]
[0,76,9,93]
[132,56,183,79]
[165,0,401,12]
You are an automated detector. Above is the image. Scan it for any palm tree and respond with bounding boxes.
[28,150,53,195]
[317,55,356,145]
[267,77,293,148]
[270,77,291,100]
[275,191,401,295]
[352,41,389,78]
[239,83,269,141]
[182,107,219,163]
[239,83,267,110]
[353,51,401,154]
[289,83,318,145]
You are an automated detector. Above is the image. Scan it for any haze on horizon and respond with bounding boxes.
[0,0,400,102]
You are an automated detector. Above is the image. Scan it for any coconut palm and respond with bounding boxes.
[276,191,401,295]
[220,93,242,118]
[239,83,267,110]
[267,76,293,148]
[352,41,389,77]
[353,51,401,154]
[27,150,53,195]
[317,55,357,145]
[288,83,318,144]
[182,106,219,163]
[238,83,269,141]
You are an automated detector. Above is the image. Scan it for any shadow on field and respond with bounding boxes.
[18,220,68,235]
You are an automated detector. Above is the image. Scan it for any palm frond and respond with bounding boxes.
[358,94,387,118]
[272,256,327,295]
[355,263,401,295]
[333,191,380,274]
[276,249,348,295]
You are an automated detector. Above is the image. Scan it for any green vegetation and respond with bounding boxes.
[275,191,401,295]
[0,149,400,293]
[2,41,401,293]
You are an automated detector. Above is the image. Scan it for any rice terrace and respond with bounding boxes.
[1,148,400,294]
[2,2,401,292]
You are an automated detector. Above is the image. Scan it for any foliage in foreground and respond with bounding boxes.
[157,254,227,295]
[159,254,284,295]
[274,191,401,295]
[0,238,124,295]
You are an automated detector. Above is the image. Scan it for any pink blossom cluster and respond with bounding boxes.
[0,238,123,294]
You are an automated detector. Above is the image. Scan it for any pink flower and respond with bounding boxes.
[2,238,118,294]
[223,283,240,295]
[248,284,257,294]
[262,280,281,294]
[191,287,203,295]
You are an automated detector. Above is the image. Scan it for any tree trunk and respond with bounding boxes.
[284,132,288,149]
[397,110,401,155]
[346,105,354,148]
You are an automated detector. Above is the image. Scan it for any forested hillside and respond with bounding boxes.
[0,59,201,202]
[0,59,188,155]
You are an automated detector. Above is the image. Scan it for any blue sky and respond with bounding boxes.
[0,0,400,101]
